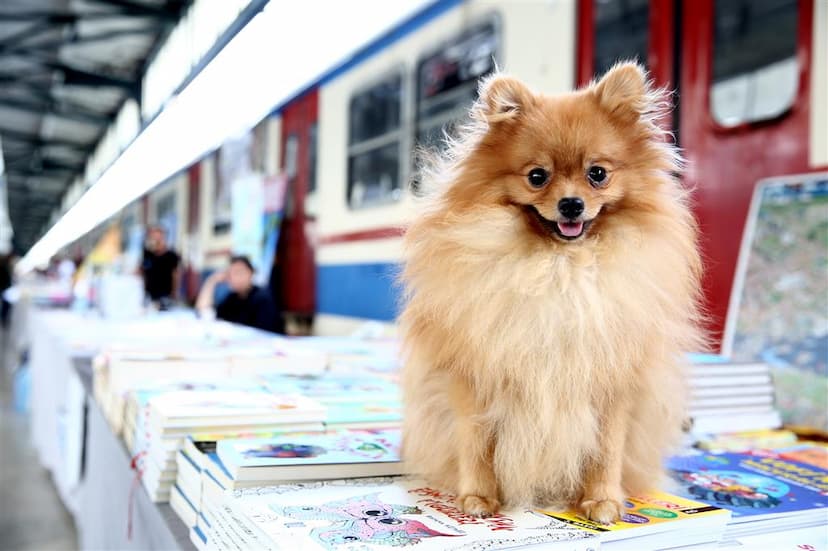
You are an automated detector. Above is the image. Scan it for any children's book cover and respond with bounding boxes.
[217,429,401,470]
[538,490,729,537]
[230,477,597,551]
[667,452,828,518]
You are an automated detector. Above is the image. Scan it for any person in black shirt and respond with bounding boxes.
[196,255,282,333]
[140,226,180,308]
[0,254,12,329]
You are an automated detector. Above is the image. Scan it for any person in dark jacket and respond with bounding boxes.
[0,254,12,329]
[196,255,282,333]
[140,226,180,308]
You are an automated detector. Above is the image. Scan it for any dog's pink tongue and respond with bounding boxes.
[558,221,584,237]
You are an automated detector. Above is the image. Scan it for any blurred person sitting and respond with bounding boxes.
[140,226,180,309]
[196,255,282,333]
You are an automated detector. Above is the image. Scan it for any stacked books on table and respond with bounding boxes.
[130,386,326,501]
[667,447,828,540]
[191,476,730,551]
[93,338,328,435]
[259,373,403,430]
[172,428,405,547]
[687,355,782,435]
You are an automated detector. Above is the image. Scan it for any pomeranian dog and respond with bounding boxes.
[399,62,704,524]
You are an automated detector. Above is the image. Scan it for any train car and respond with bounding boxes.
[264,0,825,347]
[115,0,822,343]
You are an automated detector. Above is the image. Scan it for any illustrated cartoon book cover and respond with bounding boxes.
[229,477,597,550]
[538,490,729,539]
[667,452,828,519]
[216,429,401,471]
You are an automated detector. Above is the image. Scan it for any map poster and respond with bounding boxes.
[724,173,828,431]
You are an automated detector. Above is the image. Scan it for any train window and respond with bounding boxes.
[284,133,299,182]
[347,74,403,208]
[308,123,317,194]
[593,0,649,77]
[415,21,498,151]
[710,0,798,127]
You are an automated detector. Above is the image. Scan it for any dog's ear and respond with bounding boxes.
[592,62,650,123]
[476,74,533,123]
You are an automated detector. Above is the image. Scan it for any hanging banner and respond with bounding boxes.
[231,173,265,280]
[259,173,288,286]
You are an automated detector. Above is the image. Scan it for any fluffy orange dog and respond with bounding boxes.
[399,63,704,524]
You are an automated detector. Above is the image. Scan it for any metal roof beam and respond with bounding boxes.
[5,157,86,173]
[55,63,139,95]
[2,27,159,56]
[0,127,93,151]
[0,18,57,49]
[0,97,110,125]
[89,0,185,20]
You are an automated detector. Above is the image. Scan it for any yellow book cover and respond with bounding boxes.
[538,491,729,536]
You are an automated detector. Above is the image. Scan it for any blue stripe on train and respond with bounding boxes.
[316,263,401,321]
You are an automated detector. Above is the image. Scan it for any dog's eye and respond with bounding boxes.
[587,165,608,188]
[527,168,549,188]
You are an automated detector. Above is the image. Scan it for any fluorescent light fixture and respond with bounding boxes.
[17,0,437,274]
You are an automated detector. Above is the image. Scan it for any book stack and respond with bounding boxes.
[259,373,403,430]
[667,448,828,540]
[190,477,731,551]
[288,336,401,376]
[688,356,782,436]
[170,429,404,544]
[131,388,326,502]
[93,337,328,434]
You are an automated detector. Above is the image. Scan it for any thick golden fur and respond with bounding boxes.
[399,63,704,524]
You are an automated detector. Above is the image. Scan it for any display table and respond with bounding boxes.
[73,358,193,550]
[22,305,201,550]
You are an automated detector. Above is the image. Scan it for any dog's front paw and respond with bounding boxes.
[579,498,623,525]
[458,494,501,518]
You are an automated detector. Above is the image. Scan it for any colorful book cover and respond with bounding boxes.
[694,429,798,452]
[325,401,402,426]
[216,429,401,471]
[229,477,598,550]
[667,452,828,518]
[539,491,728,534]
[260,373,400,403]
[769,443,828,470]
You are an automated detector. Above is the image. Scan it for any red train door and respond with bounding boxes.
[277,90,318,322]
[577,0,813,349]
[678,0,812,348]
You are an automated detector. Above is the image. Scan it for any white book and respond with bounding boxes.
[689,410,782,435]
[215,429,403,482]
[148,390,326,430]
[691,363,769,377]
[690,384,774,399]
[189,525,208,551]
[170,484,198,528]
[176,451,203,506]
[690,374,771,388]
[690,394,775,410]
[228,477,598,550]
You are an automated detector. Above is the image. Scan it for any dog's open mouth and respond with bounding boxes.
[525,205,593,241]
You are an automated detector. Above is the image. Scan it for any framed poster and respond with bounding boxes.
[723,172,828,431]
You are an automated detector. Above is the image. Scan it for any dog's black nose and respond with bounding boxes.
[558,197,584,219]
